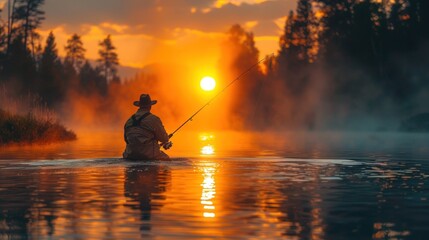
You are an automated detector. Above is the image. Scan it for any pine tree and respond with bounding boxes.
[277,1,318,97]
[0,13,6,73]
[314,0,354,60]
[13,0,45,53]
[2,0,44,78]
[39,31,63,105]
[97,35,119,83]
[0,9,6,52]
[6,0,17,55]
[293,0,318,63]
[277,0,318,68]
[2,35,36,87]
[64,33,85,71]
[79,60,105,96]
[79,61,95,94]
[278,11,295,68]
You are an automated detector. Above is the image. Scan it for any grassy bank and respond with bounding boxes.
[0,109,76,145]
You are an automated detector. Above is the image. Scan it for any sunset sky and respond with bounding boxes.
[1,0,296,70]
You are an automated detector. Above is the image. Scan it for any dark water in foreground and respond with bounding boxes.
[1,131,429,239]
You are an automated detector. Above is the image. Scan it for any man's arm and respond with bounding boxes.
[151,116,169,144]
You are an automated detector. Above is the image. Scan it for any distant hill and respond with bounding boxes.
[117,64,142,80]
[86,59,142,80]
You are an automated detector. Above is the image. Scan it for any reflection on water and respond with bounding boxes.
[199,161,217,218]
[124,165,171,237]
[1,131,429,239]
[201,145,215,155]
[199,133,215,156]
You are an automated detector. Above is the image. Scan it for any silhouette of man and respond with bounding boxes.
[123,94,172,160]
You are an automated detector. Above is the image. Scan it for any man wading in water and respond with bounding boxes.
[123,94,173,160]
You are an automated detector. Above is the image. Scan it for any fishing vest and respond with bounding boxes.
[124,112,151,144]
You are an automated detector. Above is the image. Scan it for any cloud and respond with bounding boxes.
[37,0,296,67]
[100,22,129,34]
[213,0,269,8]
[37,24,223,69]
[42,0,295,37]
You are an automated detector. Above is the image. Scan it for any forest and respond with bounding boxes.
[227,0,429,131]
[1,0,429,132]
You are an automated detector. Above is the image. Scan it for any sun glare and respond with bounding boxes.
[201,145,215,155]
[200,76,216,91]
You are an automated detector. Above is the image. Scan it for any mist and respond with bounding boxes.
[2,0,429,137]
[214,0,429,132]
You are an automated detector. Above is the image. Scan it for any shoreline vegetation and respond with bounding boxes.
[1,0,428,132]
[0,109,76,145]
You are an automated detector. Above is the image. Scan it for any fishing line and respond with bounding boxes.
[169,53,273,139]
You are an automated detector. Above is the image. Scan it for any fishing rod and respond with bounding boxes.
[168,54,273,139]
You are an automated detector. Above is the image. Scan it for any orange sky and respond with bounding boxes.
[0,0,296,71]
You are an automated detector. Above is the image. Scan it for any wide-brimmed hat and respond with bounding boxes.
[133,94,157,107]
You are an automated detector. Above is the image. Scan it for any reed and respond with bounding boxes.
[0,108,76,144]
[0,84,76,145]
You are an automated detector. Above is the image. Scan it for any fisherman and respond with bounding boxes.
[123,94,172,160]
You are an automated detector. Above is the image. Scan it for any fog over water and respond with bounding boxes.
[1,130,428,160]
[1,1,429,238]
[1,130,429,239]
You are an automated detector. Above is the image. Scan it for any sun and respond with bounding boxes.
[200,76,216,91]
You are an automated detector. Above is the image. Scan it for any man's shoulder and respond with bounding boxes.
[147,113,161,121]
[135,110,150,118]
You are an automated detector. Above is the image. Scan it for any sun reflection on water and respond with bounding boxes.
[199,133,215,156]
[201,145,215,155]
[200,163,217,218]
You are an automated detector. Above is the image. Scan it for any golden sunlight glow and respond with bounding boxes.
[200,76,216,91]
[200,162,217,218]
[200,133,215,156]
[201,145,215,155]
[199,134,214,142]
[214,0,268,8]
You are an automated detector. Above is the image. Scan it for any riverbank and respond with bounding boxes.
[0,109,76,145]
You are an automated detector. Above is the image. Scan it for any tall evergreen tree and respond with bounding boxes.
[277,1,318,66]
[2,35,36,87]
[79,60,105,96]
[277,0,317,96]
[292,0,318,63]
[278,11,296,68]
[3,0,44,76]
[14,0,45,51]
[6,0,17,55]
[39,31,63,105]
[0,9,6,57]
[97,34,119,83]
[64,33,85,71]
[0,9,5,50]
[0,11,7,74]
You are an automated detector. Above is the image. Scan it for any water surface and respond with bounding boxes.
[1,131,428,239]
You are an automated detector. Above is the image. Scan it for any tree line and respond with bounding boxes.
[226,0,429,130]
[1,0,428,130]
[0,0,119,108]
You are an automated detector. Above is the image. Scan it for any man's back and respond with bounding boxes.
[123,94,170,160]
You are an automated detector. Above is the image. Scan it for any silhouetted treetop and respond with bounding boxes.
[13,0,45,53]
[97,35,119,83]
[65,33,86,71]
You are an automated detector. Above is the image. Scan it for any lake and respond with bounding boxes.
[1,131,429,239]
